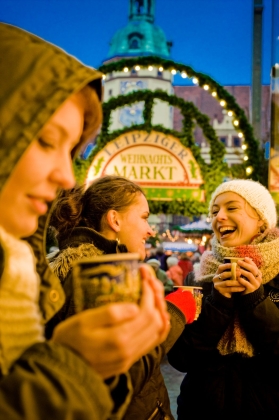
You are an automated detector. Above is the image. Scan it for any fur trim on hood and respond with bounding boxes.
[49,243,103,282]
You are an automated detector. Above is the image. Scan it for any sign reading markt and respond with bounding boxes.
[86,130,205,202]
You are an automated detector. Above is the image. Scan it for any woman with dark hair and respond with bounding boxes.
[47,174,197,420]
[49,175,151,263]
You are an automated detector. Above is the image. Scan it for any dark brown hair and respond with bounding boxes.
[50,175,145,235]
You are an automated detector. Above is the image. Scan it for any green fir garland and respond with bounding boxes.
[99,56,261,179]
[74,56,262,217]
[80,90,229,217]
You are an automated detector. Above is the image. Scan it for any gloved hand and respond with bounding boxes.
[165,288,196,324]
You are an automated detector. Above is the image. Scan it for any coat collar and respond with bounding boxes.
[57,226,119,255]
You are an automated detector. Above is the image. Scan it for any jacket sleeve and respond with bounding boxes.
[128,301,185,395]
[0,341,132,420]
[161,272,174,294]
[168,285,235,372]
[238,285,279,354]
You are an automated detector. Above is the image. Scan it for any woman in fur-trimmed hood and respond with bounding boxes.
[168,179,279,419]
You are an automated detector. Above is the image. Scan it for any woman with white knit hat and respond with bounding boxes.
[168,179,279,419]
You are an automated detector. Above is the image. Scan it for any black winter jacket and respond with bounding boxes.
[168,271,279,419]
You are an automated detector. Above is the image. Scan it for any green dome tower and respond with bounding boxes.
[106,0,172,60]
[103,0,174,130]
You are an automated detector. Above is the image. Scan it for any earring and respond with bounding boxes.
[116,237,121,253]
[258,225,264,234]
[116,236,127,253]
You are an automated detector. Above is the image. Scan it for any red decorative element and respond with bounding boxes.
[165,289,196,324]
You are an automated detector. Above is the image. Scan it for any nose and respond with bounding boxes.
[147,223,155,237]
[216,207,227,220]
[50,154,76,189]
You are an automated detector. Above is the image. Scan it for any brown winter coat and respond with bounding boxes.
[48,226,186,419]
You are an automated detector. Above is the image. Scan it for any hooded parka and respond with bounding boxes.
[0,22,132,420]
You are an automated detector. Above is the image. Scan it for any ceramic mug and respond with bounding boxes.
[223,257,245,280]
[72,253,141,312]
[174,286,203,320]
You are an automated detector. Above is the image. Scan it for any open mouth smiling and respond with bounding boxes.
[219,226,236,238]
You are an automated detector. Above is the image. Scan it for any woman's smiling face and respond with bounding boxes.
[0,93,84,239]
[116,192,154,260]
[211,192,264,247]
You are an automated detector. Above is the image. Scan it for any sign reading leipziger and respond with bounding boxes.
[86,130,204,201]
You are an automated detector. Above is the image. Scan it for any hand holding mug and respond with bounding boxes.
[235,257,262,295]
[213,257,245,298]
[52,261,170,379]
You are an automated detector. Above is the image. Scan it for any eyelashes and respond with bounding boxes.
[38,137,54,149]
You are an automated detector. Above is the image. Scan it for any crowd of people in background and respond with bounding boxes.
[145,246,202,288]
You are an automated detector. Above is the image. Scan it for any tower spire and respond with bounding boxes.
[129,0,155,23]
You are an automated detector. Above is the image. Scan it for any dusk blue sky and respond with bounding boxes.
[1,0,275,86]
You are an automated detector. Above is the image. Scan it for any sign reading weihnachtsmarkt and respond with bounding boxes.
[86,130,204,201]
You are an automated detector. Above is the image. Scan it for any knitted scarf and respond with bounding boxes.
[195,228,279,357]
[0,226,45,374]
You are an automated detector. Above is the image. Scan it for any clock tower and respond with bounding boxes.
[103,0,174,130]
[129,0,155,23]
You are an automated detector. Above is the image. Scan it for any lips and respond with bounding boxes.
[219,226,236,238]
[28,196,48,215]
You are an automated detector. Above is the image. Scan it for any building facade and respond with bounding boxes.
[101,0,270,169]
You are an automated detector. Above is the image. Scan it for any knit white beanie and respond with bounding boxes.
[209,179,277,229]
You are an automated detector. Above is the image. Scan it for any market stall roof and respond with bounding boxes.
[162,242,198,252]
[173,220,213,234]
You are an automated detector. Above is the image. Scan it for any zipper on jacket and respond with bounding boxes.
[147,400,172,420]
